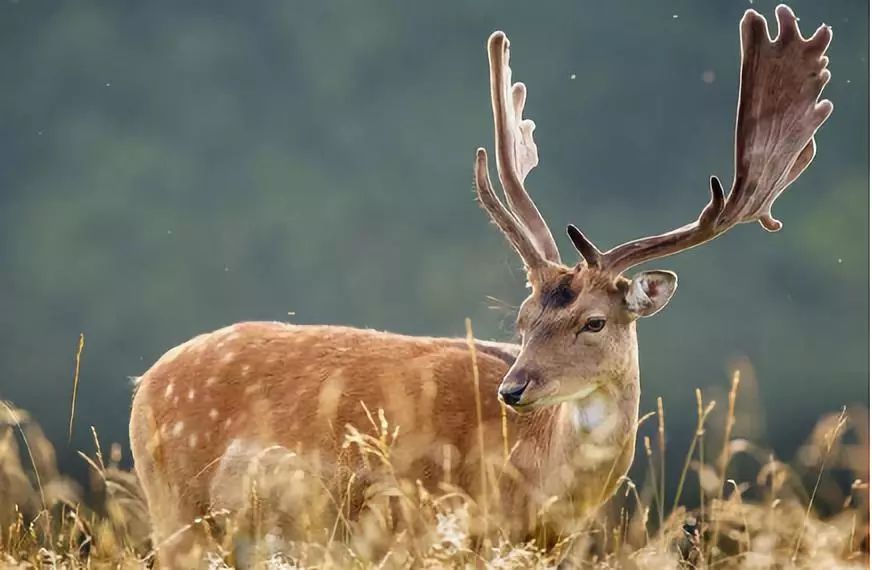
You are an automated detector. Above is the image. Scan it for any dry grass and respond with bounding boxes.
[0,376,868,569]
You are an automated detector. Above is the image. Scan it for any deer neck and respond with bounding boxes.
[560,370,640,452]
[507,362,641,507]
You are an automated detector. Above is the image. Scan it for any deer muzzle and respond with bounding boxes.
[498,367,540,407]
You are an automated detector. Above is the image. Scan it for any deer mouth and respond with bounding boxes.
[502,381,561,412]
[511,381,604,412]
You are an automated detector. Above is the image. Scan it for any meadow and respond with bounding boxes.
[0,371,867,569]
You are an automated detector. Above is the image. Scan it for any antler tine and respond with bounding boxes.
[595,4,833,275]
[487,32,562,264]
[567,224,603,267]
[474,148,548,272]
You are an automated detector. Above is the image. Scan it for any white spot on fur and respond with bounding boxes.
[241,364,251,376]
[164,383,175,399]
[209,408,220,421]
[224,418,233,429]
[172,421,185,437]
[205,376,217,387]
[222,352,236,364]
[188,433,198,447]
[187,388,196,401]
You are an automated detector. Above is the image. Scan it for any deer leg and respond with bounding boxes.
[134,453,211,567]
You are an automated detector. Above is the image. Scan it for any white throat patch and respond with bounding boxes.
[571,393,618,439]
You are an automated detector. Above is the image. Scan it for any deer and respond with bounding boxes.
[130,5,832,567]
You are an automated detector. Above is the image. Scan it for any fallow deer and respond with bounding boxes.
[130,5,832,566]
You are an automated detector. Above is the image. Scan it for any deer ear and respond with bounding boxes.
[624,270,677,318]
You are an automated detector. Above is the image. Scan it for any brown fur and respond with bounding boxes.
[130,267,652,567]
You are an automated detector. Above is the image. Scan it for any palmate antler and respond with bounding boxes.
[474,31,561,272]
[568,5,833,274]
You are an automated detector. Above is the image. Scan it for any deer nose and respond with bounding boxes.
[500,384,527,406]
[499,369,534,406]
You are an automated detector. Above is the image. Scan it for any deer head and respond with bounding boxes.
[474,5,832,410]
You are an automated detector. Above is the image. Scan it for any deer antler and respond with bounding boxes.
[569,5,833,274]
[475,32,561,271]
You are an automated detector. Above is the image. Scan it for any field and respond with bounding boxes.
[0,375,868,569]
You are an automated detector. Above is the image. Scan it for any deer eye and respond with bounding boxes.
[581,317,606,333]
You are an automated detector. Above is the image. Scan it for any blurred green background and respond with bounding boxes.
[0,1,867,483]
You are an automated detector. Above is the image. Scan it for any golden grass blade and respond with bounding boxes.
[464,318,489,536]
[791,406,848,563]
[671,390,715,512]
[709,371,741,562]
[657,397,666,532]
[67,333,85,443]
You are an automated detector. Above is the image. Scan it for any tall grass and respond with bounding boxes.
[0,377,867,569]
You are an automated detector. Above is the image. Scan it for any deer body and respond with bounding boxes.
[131,6,833,566]
[130,318,640,560]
